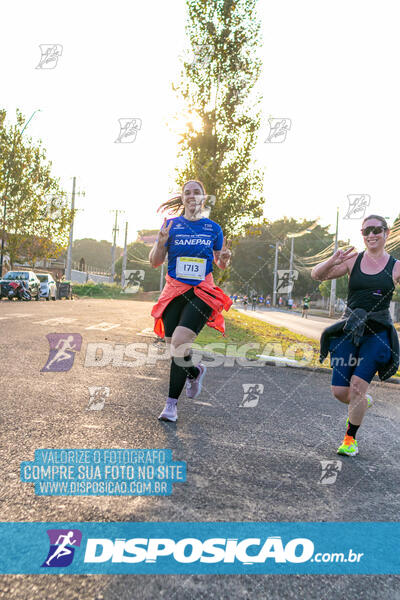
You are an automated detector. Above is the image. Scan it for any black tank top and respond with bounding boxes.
[347,251,396,333]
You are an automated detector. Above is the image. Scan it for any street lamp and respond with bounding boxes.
[286,219,319,301]
[0,109,42,277]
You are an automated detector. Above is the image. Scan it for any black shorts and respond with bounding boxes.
[162,288,213,337]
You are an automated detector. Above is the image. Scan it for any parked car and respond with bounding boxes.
[36,273,57,301]
[0,270,41,300]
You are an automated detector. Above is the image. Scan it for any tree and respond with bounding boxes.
[388,213,400,261]
[0,109,72,268]
[60,238,123,272]
[318,276,349,301]
[229,217,336,298]
[174,0,265,283]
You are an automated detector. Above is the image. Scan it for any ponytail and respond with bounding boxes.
[157,194,185,216]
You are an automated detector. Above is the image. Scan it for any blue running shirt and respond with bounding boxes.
[163,216,224,286]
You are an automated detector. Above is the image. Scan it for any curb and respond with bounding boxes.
[199,351,400,386]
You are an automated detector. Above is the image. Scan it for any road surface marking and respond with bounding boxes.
[35,317,77,325]
[85,322,121,331]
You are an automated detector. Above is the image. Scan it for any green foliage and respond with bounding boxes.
[318,276,349,299]
[0,109,72,267]
[229,217,336,298]
[174,0,265,284]
[389,213,400,261]
[72,282,126,298]
[59,238,122,271]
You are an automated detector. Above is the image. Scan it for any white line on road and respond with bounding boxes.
[85,322,121,331]
[34,317,78,325]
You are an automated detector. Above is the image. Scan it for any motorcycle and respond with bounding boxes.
[7,281,32,301]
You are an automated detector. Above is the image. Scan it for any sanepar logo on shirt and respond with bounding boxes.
[174,239,212,246]
[84,536,314,564]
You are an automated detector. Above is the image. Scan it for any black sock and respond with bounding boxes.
[346,421,360,439]
[183,353,200,379]
[168,356,199,400]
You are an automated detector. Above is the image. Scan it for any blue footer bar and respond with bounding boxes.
[0,522,398,574]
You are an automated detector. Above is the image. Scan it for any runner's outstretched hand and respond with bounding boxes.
[158,218,173,246]
[330,246,357,266]
[220,238,232,264]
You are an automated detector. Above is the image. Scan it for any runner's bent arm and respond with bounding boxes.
[149,239,167,268]
[394,260,400,285]
[213,250,229,269]
[311,247,357,281]
[311,258,348,281]
[149,218,172,268]
[214,237,232,270]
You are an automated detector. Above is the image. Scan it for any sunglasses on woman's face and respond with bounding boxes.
[361,226,386,236]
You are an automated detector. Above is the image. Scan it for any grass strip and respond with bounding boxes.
[195,308,400,378]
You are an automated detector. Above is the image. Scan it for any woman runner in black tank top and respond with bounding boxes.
[347,251,396,334]
[311,214,400,457]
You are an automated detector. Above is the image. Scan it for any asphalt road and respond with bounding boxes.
[1,298,400,599]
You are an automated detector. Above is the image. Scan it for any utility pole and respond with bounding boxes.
[65,177,76,281]
[329,207,339,317]
[121,221,128,287]
[110,209,124,281]
[65,178,85,280]
[272,241,280,307]
[288,236,294,301]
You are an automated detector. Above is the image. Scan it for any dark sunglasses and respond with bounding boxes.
[361,226,387,236]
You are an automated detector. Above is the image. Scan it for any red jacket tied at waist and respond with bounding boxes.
[151,272,232,337]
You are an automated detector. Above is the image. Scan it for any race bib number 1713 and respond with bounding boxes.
[176,257,206,280]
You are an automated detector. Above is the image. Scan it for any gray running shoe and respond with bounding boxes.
[186,364,207,399]
[158,399,178,422]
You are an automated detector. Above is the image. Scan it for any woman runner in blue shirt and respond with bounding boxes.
[149,180,232,422]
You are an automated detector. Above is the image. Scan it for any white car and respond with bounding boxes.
[36,273,57,301]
